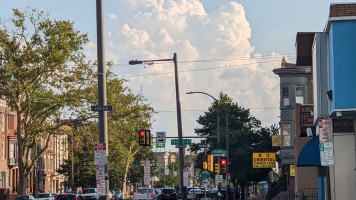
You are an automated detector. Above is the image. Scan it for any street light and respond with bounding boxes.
[129,53,187,200]
[186,91,220,147]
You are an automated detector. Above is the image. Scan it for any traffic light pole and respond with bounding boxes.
[226,114,230,200]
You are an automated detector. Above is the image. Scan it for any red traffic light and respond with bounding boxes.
[221,159,226,164]
[140,130,145,136]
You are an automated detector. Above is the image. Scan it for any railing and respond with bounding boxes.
[287,188,318,200]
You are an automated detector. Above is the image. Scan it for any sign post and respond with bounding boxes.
[156,132,166,148]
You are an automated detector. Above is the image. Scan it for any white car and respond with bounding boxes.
[82,188,99,200]
[36,193,54,200]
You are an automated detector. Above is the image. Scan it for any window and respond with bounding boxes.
[2,142,4,159]
[282,124,291,146]
[8,115,14,130]
[1,114,4,132]
[1,171,5,188]
[296,86,304,104]
[282,86,289,106]
[9,143,17,159]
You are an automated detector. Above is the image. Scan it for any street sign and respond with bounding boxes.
[199,170,210,179]
[156,132,166,143]
[215,175,223,183]
[198,143,211,148]
[156,143,165,148]
[96,180,105,196]
[96,165,105,180]
[91,105,113,112]
[144,160,150,185]
[165,168,169,175]
[95,155,108,165]
[320,142,334,166]
[212,149,226,154]
[94,143,107,151]
[171,139,191,145]
[319,118,333,142]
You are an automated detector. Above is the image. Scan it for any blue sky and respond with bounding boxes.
[0,0,348,152]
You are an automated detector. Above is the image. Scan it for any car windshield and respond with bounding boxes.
[56,195,76,200]
[162,189,175,193]
[15,196,30,200]
[83,189,96,194]
[189,189,201,193]
[37,194,50,198]
[137,189,154,193]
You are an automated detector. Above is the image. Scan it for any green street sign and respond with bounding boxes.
[171,139,192,145]
[156,143,165,148]
[199,170,210,179]
[212,149,227,154]
[131,164,140,167]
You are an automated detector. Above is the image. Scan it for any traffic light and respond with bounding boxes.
[214,162,220,173]
[203,161,207,170]
[126,177,131,183]
[220,159,227,173]
[207,155,214,171]
[150,160,154,167]
[139,130,151,146]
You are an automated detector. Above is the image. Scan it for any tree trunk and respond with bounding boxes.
[122,147,132,198]
[16,111,27,195]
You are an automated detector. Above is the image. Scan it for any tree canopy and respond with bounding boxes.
[191,93,278,199]
[0,8,95,194]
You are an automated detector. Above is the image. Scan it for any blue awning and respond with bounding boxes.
[296,135,321,166]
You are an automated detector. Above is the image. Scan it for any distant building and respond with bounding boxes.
[154,152,176,170]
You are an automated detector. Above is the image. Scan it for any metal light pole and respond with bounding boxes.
[186,91,220,147]
[96,1,109,200]
[129,53,186,200]
[186,91,221,190]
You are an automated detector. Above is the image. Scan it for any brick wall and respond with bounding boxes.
[330,3,356,17]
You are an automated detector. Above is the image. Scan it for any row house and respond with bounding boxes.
[273,3,356,200]
[0,99,69,199]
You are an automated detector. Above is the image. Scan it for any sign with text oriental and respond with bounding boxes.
[253,153,276,168]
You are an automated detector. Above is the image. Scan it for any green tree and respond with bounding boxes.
[192,93,277,200]
[0,8,94,194]
[58,72,155,193]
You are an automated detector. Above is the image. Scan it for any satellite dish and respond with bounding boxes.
[307,127,313,137]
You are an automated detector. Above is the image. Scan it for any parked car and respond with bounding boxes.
[155,189,162,200]
[14,195,36,200]
[113,190,123,200]
[37,193,55,200]
[187,189,202,200]
[160,188,178,200]
[81,188,99,200]
[52,194,58,198]
[55,193,85,200]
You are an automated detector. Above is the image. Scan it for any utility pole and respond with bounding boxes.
[96,1,109,200]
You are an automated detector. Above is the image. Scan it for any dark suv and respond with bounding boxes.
[55,194,85,200]
[160,188,178,200]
